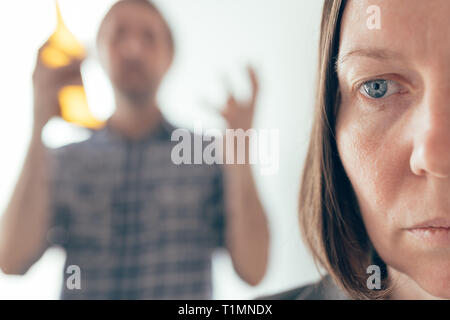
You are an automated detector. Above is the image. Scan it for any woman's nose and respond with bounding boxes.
[410,89,450,178]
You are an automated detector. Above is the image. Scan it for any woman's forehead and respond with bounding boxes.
[339,0,450,66]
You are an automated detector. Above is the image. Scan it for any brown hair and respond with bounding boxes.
[299,0,391,300]
[96,0,175,53]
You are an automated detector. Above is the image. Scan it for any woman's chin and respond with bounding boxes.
[418,274,450,300]
[405,266,450,299]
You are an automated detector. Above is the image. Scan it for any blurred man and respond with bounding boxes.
[0,0,269,299]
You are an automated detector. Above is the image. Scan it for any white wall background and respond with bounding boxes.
[0,0,324,299]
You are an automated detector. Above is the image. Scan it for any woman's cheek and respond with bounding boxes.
[338,106,391,208]
[338,121,387,216]
[337,96,411,218]
[336,104,409,250]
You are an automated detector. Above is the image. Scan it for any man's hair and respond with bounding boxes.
[298,0,392,300]
[96,0,175,53]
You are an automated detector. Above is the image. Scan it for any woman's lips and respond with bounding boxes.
[406,218,450,247]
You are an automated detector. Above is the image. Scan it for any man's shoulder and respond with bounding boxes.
[49,139,91,155]
[45,129,112,178]
[258,275,350,300]
[47,128,110,158]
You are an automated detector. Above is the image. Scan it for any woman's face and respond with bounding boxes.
[336,0,450,299]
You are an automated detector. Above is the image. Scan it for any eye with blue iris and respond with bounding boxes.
[359,79,401,99]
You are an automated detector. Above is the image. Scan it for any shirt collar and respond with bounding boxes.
[92,114,176,145]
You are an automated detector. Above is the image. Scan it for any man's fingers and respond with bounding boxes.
[247,66,259,108]
[61,71,83,86]
[35,52,83,75]
[61,60,83,80]
[57,58,84,73]
[227,94,238,108]
[49,59,84,82]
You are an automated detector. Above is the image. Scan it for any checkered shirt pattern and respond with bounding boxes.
[46,118,226,300]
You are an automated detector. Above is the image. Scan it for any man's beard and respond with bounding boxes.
[116,81,157,107]
[115,75,157,105]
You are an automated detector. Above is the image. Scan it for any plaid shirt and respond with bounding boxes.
[46,118,226,300]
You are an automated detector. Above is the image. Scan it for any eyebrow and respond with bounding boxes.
[336,48,407,70]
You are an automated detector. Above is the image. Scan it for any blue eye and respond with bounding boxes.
[361,80,388,98]
[357,78,404,102]
[359,79,402,99]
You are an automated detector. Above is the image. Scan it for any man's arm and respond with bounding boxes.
[0,128,51,274]
[223,161,269,286]
[0,46,82,274]
[219,67,270,286]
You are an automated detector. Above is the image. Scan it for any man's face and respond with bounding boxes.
[98,2,173,101]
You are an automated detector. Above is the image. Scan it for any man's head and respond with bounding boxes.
[97,0,174,103]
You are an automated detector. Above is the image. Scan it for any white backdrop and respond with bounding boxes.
[0,0,324,299]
